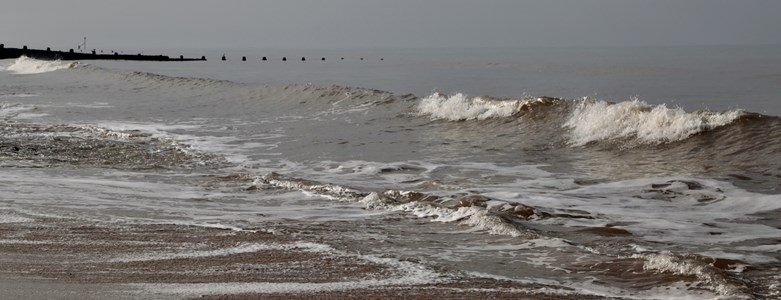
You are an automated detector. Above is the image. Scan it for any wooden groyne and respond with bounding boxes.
[1,44,387,63]
[0,44,205,61]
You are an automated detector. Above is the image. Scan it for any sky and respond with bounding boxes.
[2,0,780,50]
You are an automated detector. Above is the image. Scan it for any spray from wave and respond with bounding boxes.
[563,98,744,146]
[416,92,533,120]
[415,92,746,147]
[3,56,80,74]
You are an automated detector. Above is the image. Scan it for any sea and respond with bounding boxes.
[1,45,780,299]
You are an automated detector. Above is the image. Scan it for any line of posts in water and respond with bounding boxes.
[1,44,385,62]
[3,43,144,56]
[221,54,384,62]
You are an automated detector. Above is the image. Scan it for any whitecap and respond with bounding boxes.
[564,98,743,146]
[4,56,79,74]
[416,92,525,121]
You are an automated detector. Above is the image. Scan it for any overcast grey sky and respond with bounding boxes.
[2,0,780,50]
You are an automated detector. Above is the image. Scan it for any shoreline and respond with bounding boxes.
[0,214,617,299]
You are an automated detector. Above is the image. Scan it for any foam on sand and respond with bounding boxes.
[0,215,34,224]
[132,241,446,296]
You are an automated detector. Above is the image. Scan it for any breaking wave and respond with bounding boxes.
[251,172,557,239]
[416,93,524,120]
[637,252,748,296]
[237,171,772,297]
[415,92,562,121]
[3,56,80,74]
[54,62,775,169]
[12,61,753,150]
[564,98,745,146]
[414,92,757,147]
[8,60,774,158]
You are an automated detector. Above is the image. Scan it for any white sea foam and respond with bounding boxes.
[696,250,776,265]
[4,56,79,74]
[0,93,38,98]
[72,124,144,140]
[1,103,20,117]
[473,271,726,300]
[734,244,781,252]
[564,98,743,146]
[0,102,41,119]
[637,252,747,297]
[360,192,538,238]
[258,173,365,198]
[94,121,282,163]
[442,206,527,236]
[490,177,781,246]
[634,282,725,300]
[0,215,34,223]
[111,243,286,263]
[416,92,526,120]
[133,241,444,296]
[0,239,50,245]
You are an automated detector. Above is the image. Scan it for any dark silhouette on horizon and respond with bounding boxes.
[0,44,205,61]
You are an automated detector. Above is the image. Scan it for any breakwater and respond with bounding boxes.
[0,44,205,61]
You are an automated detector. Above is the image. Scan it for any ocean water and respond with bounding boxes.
[1,45,781,299]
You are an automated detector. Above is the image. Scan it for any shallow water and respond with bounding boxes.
[2,46,781,299]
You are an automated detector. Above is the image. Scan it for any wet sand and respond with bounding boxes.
[0,214,618,299]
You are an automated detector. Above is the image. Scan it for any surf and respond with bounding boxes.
[563,97,745,146]
[2,56,80,74]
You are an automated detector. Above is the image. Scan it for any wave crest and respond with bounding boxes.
[564,99,744,146]
[253,172,547,239]
[3,56,80,74]
[636,252,748,296]
[416,92,556,121]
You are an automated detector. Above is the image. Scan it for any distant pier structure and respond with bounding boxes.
[0,42,206,61]
[1,42,392,63]
[210,53,386,63]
